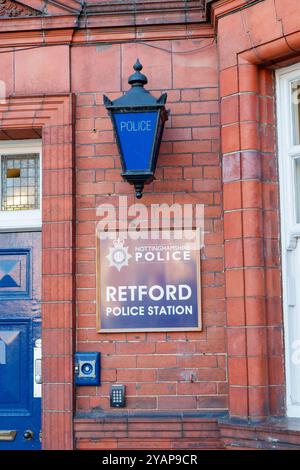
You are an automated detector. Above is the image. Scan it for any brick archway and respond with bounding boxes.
[0,94,75,449]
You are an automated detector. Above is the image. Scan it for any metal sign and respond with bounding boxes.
[97,231,202,333]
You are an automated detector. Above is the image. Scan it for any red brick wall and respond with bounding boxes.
[1,0,300,451]
[74,39,228,418]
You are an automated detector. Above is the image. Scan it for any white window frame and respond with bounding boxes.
[277,63,300,418]
[0,139,42,232]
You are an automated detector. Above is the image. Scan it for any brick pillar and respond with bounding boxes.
[41,97,76,449]
[221,61,283,419]
[258,68,285,416]
[213,0,300,425]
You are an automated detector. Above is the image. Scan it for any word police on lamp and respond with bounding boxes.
[103,59,168,199]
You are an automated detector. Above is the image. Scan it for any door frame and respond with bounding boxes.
[276,62,300,418]
[0,94,75,449]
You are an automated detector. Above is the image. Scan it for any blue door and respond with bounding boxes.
[0,232,41,450]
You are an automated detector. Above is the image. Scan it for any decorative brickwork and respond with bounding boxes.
[0,0,40,17]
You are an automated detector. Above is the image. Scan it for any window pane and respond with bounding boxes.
[295,157,300,223]
[1,154,40,211]
[292,80,300,145]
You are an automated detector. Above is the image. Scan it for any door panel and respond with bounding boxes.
[0,233,41,450]
[0,322,30,412]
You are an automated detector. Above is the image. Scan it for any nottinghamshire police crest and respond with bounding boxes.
[106,238,132,272]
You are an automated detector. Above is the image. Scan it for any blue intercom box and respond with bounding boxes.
[75,352,101,386]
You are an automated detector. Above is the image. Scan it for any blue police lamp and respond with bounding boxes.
[103,59,168,199]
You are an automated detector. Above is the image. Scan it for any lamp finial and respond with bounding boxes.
[128,58,148,87]
[133,58,143,72]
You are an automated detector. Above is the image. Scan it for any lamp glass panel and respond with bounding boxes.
[114,111,158,171]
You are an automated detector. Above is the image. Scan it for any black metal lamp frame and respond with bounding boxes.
[103,59,168,199]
